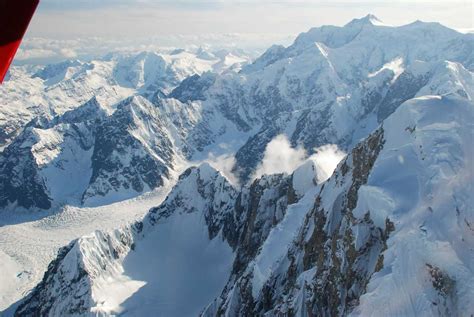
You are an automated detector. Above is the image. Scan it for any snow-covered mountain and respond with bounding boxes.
[210,15,473,181]
[10,94,473,316]
[0,96,170,209]
[0,48,250,151]
[203,96,473,317]
[1,15,473,316]
[10,160,306,316]
[2,15,472,210]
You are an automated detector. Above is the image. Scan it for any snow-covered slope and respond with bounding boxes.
[9,93,473,316]
[9,163,308,316]
[2,16,472,209]
[0,96,182,209]
[203,95,474,317]
[0,49,250,151]
[8,164,236,316]
[82,96,176,205]
[151,14,473,182]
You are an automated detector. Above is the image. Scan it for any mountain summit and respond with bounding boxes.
[345,14,385,27]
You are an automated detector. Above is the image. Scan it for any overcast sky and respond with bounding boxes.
[14,0,473,64]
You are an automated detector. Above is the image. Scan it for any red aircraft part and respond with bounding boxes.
[0,0,39,83]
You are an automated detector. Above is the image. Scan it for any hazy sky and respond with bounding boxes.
[29,0,473,38]
[14,0,473,64]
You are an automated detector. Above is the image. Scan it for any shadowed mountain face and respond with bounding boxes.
[1,16,474,317]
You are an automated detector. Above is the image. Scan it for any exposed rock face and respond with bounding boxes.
[0,96,177,209]
[14,228,138,317]
[14,242,92,317]
[202,95,474,317]
[82,96,174,203]
[0,129,52,209]
[292,128,389,316]
[232,174,298,273]
[169,72,217,103]
[205,173,300,317]
[148,164,239,246]
[204,128,387,317]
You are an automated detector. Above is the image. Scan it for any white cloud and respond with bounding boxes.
[14,35,284,65]
[15,48,57,61]
[253,134,346,184]
[59,48,78,58]
[205,152,240,187]
[15,38,86,63]
[308,144,347,183]
[252,135,307,180]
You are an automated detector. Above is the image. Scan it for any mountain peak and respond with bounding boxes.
[55,95,108,125]
[364,13,381,22]
[178,163,221,184]
[115,94,153,114]
[345,14,384,27]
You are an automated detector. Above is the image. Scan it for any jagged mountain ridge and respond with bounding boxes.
[214,16,473,181]
[11,93,473,316]
[0,48,250,151]
[11,163,307,316]
[0,95,181,209]
[205,95,473,317]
